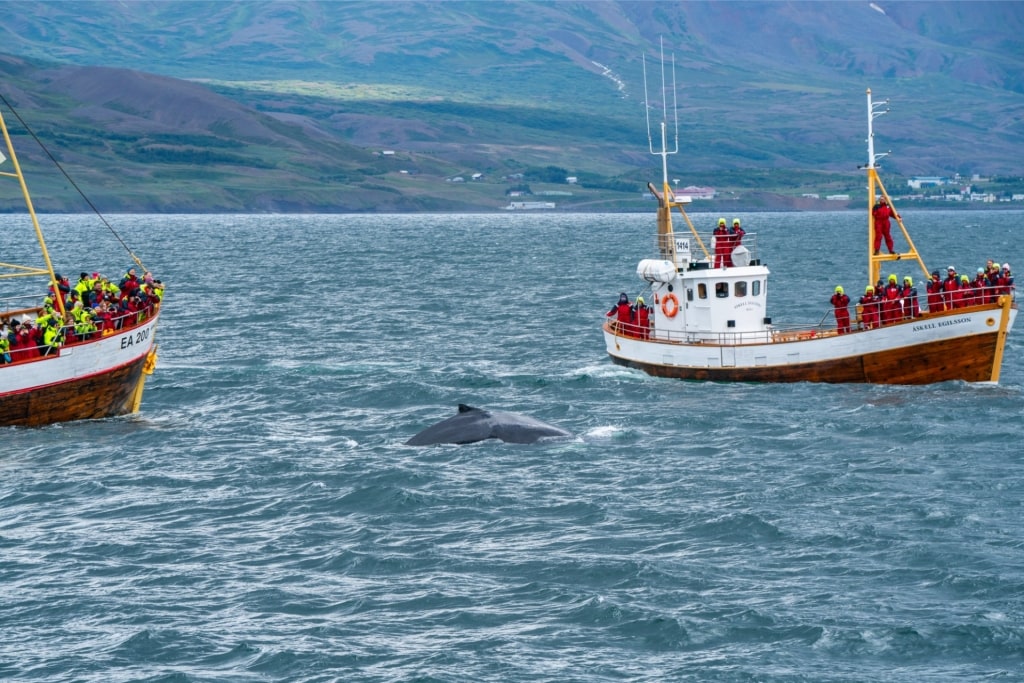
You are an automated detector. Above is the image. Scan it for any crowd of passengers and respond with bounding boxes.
[0,268,163,364]
[831,261,1015,334]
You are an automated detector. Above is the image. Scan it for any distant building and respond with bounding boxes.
[504,201,556,210]
[802,193,820,199]
[679,185,716,199]
[381,150,395,156]
[907,176,948,189]
[566,176,578,184]
[826,194,850,201]
[471,173,483,180]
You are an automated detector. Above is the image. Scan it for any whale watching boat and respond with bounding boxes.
[603,86,1016,384]
[0,99,161,426]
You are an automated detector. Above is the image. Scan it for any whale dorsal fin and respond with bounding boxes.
[458,404,476,413]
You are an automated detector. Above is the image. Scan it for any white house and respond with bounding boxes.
[907,176,948,189]
[679,185,716,199]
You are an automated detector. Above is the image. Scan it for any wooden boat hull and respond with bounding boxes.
[0,312,159,427]
[605,302,1016,385]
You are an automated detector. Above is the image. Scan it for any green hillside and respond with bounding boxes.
[0,2,1021,212]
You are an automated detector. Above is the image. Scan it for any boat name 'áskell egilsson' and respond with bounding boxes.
[603,75,1015,384]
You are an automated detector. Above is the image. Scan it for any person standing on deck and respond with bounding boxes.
[607,292,634,335]
[872,198,898,255]
[831,286,851,334]
[901,276,920,319]
[881,274,902,325]
[926,271,944,312]
[859,286,881,329]
[942,266,960,310]
[728,219,746,266]
[984,265,1002,303]
[712,218,729,268]
[632,296,652,339]
[1001,264,1014,299]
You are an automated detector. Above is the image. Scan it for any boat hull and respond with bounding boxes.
[0,312,159,426]
[605,303,1016,385]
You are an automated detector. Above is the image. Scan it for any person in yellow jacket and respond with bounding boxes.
[74,313,97,342]
[41,318,63,356]
[74,272,93,306]
[0,335,10,364]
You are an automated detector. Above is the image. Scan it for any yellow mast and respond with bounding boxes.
[0,107,66,316]
[865,89,928,288]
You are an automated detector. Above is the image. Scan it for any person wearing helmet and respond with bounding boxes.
[942,266,960,310]
[830,285,851,334]
[901,276,920,319]
[999,264,1014,300]
[632,295,652,339]
[954,274,971,309]
[871,197,898,255]
[723,218,746,268]
[607,292,635,335]
[713,218,729,268]
[926,270,944,313]
[859,285,881,329]
[881,274,902,325]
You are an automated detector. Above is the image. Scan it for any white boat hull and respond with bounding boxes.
[604,301,1016,384]
[0,312,160,425]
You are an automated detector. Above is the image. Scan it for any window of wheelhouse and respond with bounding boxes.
[697,283,707,299]
[715,282,728,298]
[734,281,747,298]
[752,280,762,296]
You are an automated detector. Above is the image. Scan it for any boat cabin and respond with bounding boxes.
[637,234,772,344]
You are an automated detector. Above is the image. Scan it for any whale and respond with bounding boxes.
[406,404,573,445]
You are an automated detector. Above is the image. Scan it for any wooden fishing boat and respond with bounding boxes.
[602,85,1015,384]
[0,100,161,426]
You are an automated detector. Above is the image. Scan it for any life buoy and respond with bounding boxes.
[661,292,679,318]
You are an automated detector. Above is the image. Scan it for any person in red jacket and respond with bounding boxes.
[901,276,920,319]
[632,296,652,339]
[942,266,960,310]
[925,271,943,312]
[830,286,851,334]
[712,218,729,268]
[859,285,881,329]
[727,218,746,266]
[881,274,902,325]
[872,198,898,255]
[606,292,634,335]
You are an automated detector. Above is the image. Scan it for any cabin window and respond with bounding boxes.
[752,280,762,296]
[698,283,707,299]
[686,288,694,302]
[715,282,729,298]
[734,281,747,298]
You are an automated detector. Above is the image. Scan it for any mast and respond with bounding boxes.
[865,88,928,287]
[644,40,708,267]
[0,108,65,316]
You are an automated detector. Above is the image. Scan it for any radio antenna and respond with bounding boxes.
[644,37,679,189]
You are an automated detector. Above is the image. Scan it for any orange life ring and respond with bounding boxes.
[661,292,679,318]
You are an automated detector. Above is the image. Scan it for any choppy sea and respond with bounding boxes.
[1,210,1023,682]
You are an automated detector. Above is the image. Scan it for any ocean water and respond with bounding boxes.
[1,210,1023,682]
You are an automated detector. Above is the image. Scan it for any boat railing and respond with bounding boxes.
[655,232,761,267]
[0,294,44,315]
[0,301,159,366]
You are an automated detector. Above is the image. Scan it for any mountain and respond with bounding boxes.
[0,1,1021,212]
